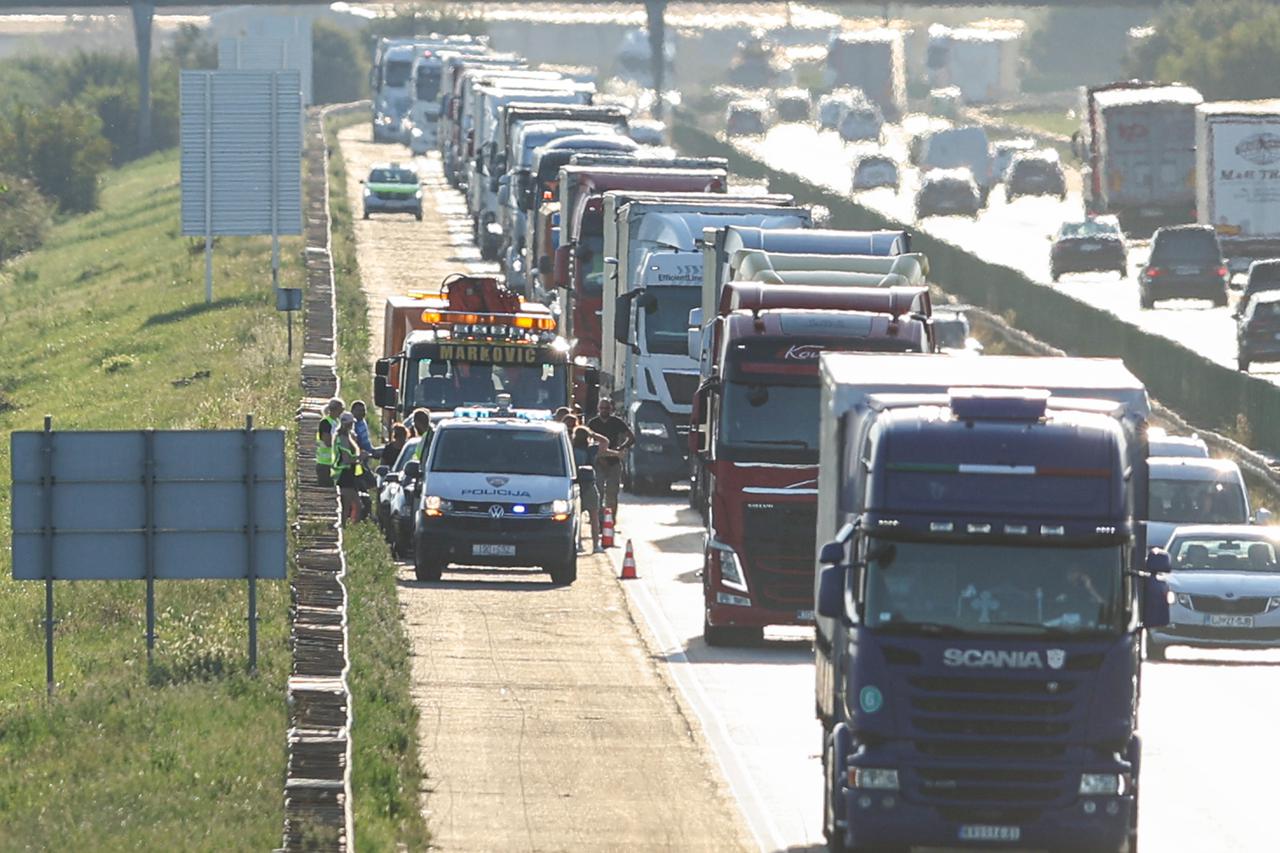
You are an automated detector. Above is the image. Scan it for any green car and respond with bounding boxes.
[362,163,423,221]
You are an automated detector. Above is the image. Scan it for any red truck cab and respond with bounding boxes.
[691,283,934,645]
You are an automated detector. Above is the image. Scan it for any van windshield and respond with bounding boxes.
[1149,477,1247,524]
[430,428,567,476]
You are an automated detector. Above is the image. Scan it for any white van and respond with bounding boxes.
[1148,457,1267,547]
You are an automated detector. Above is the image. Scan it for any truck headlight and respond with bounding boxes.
[363,187,372,196]
[709,538,747,592]
[638,421,669,438]
[852,768,899,791]
[1175,593,1193,609]
[423,495,450,517]
[415,190,423,199]
[1079,773,1124,796]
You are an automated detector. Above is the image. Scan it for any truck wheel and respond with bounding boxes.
[394,522,413,561]
[547,542,577,586]
[413,540,443,583]
[362,210,370,220]
[703,615,763,647]
[1239,355,1251,372]
[1139,290,1155,310]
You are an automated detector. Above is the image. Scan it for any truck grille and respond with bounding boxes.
[903,672,1081,809]
[1190,595,1269,615]
[664,371,700,406]
[742,502,816,611]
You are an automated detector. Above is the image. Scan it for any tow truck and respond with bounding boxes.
[374,276,570,429]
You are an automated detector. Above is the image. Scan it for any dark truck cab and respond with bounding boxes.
[691,284,932,645]
[812,354,1170,853]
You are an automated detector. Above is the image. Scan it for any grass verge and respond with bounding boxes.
[323,108,431,850]
[0,148,301,850]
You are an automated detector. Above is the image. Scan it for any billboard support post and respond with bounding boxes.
[245,413,258,672]
[144,428,157,665]
[40,415,54,698]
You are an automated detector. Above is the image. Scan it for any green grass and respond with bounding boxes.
[324,108,432,850]
[0,149,302,849]
[999,109,1078,139]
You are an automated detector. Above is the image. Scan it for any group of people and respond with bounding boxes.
[316,397,433,525]
[315,393,637,547]
[555,398,636,553]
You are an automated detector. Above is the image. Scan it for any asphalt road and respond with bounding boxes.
[737,121,1277,380]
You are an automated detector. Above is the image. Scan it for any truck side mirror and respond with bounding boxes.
[817,564,849,620]
[688,326,703,362]
[614,291,638,345]
[374,358,392,378]
[373,376,398,409]
[554,244,572,289]
[1141,549,1172,628]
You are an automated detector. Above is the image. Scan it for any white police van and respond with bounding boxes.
[413,398,581,584]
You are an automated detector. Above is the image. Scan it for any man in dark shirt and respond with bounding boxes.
[587,398,634,525]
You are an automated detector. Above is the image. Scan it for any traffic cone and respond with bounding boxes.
[601,506,615,549]
[620,539,637,580]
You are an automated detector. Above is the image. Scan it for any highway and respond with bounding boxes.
[736,121,1274,378]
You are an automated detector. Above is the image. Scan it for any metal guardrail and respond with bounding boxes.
[279,102,365,853]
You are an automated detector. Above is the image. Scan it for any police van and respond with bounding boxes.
[413,398,581,584]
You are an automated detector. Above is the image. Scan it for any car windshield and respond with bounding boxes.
[1149,477,1247,524]
[1014,159,1058,177]
[369,169,416,184]
[720,380,819,453]
[642,287,702,355]
[430,427,567,476]
[1152,230,1221,263]
[1169,537,1279,572]
[1249,301,1280,321]
[1248,262,1280,288]
[1060,221,1120,239]
[393,438,424,470]
[864,539,1126,635]
[384,60,413,88]
[407,358,567,411]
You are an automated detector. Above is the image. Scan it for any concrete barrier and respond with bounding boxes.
[673,116,1280,452]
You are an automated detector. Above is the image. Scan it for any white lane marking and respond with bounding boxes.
[611,545,789,853]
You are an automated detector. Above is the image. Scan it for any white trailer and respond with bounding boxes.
[1196,100,1280,272]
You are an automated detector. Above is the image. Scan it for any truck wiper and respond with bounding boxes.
[872,621,975,636]
[991,621,1115,638]
[742,438,810,447]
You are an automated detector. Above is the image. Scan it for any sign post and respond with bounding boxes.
[40,416,54,698]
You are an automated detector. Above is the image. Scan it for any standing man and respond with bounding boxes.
[587,397,635,526]
[316,397,344,486]
[351,400,376,460]
[411,408,433,461]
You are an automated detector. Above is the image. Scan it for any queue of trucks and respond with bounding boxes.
[368,35,1174,853]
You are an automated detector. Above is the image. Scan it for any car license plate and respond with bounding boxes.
[796,609,815,621]
[1081,243,1102,252]
[1207,614,1253,628]
[959,825,1021,842]
[473,544,516,557]
[1175,265,1200,275]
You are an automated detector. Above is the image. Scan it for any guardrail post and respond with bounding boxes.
[245,413,258,673]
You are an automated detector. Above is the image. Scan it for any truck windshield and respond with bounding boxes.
[416,65,442,101]
[720,380,819,453]
[406,358,567,411]
[384,60,413,88]
[642,287,702,354]
[864,539,1126,636]
[578,235,604,296]
[430,427,568,476]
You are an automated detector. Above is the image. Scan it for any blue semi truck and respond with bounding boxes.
[812,354,1171,853]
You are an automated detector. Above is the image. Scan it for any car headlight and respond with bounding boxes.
[551,499,571,514]
[1175,593,1194,609]
[1079,773,1124,796]
[423,495,451,517]
[708,538,747,591]
[411,127,423,138]
[853,768,899,791]
[638,421,669,438]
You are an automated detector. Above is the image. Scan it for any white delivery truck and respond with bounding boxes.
[1196,100,1280,272]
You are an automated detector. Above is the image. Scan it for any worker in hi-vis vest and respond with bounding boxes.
[332,412,365,524]
[410,408,433,461]
[316,397,344,486]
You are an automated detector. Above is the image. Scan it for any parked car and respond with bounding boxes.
[1004,150,1066,200]
[850,154,899,190]
[771,87,812,123]
[1237,291,1280,371]
[379,436,425,558]
[1147,427,1209,458]
[1148,457,1261,548]
[362,163,423,221]
[1147,525,1280,660]
[915,167,981,218]
[837,103,884,143]
[992,137,1035,184]
[1138,225,1230,309]
[1049,217,1128,281]
[725,99,769,136]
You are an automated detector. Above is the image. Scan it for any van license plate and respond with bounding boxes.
[796,609,815,621]
[473,544,516,557]
[1207,614,1253,628]
[959,825,1021,842]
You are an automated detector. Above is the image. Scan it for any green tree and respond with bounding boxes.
[166,22,218,70]
[365,3,487,44]
[313,21,365,105]
[0,104,111,213]
[0,173,54,263]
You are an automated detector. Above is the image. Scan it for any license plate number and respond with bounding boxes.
[1080,243,1102,252]
[1175,265,1199,275]
[473,544,515,557]
[959,825,1021,842]
[1207,614,1253,628]
[796,609,815,621]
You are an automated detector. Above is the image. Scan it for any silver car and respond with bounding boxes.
[1148,525,1280,660]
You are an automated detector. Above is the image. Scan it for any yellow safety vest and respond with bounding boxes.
[332,441,364,480]
[413,429,432,461]
[316,416,337,466]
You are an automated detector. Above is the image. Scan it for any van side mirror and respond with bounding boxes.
[817,564,848,620]
[1255,507,1273,525]
[374,376,398,409]
[403,460,422,481]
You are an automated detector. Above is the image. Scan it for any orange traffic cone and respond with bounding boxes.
[620,539,637,580]
[601,506,615,549]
